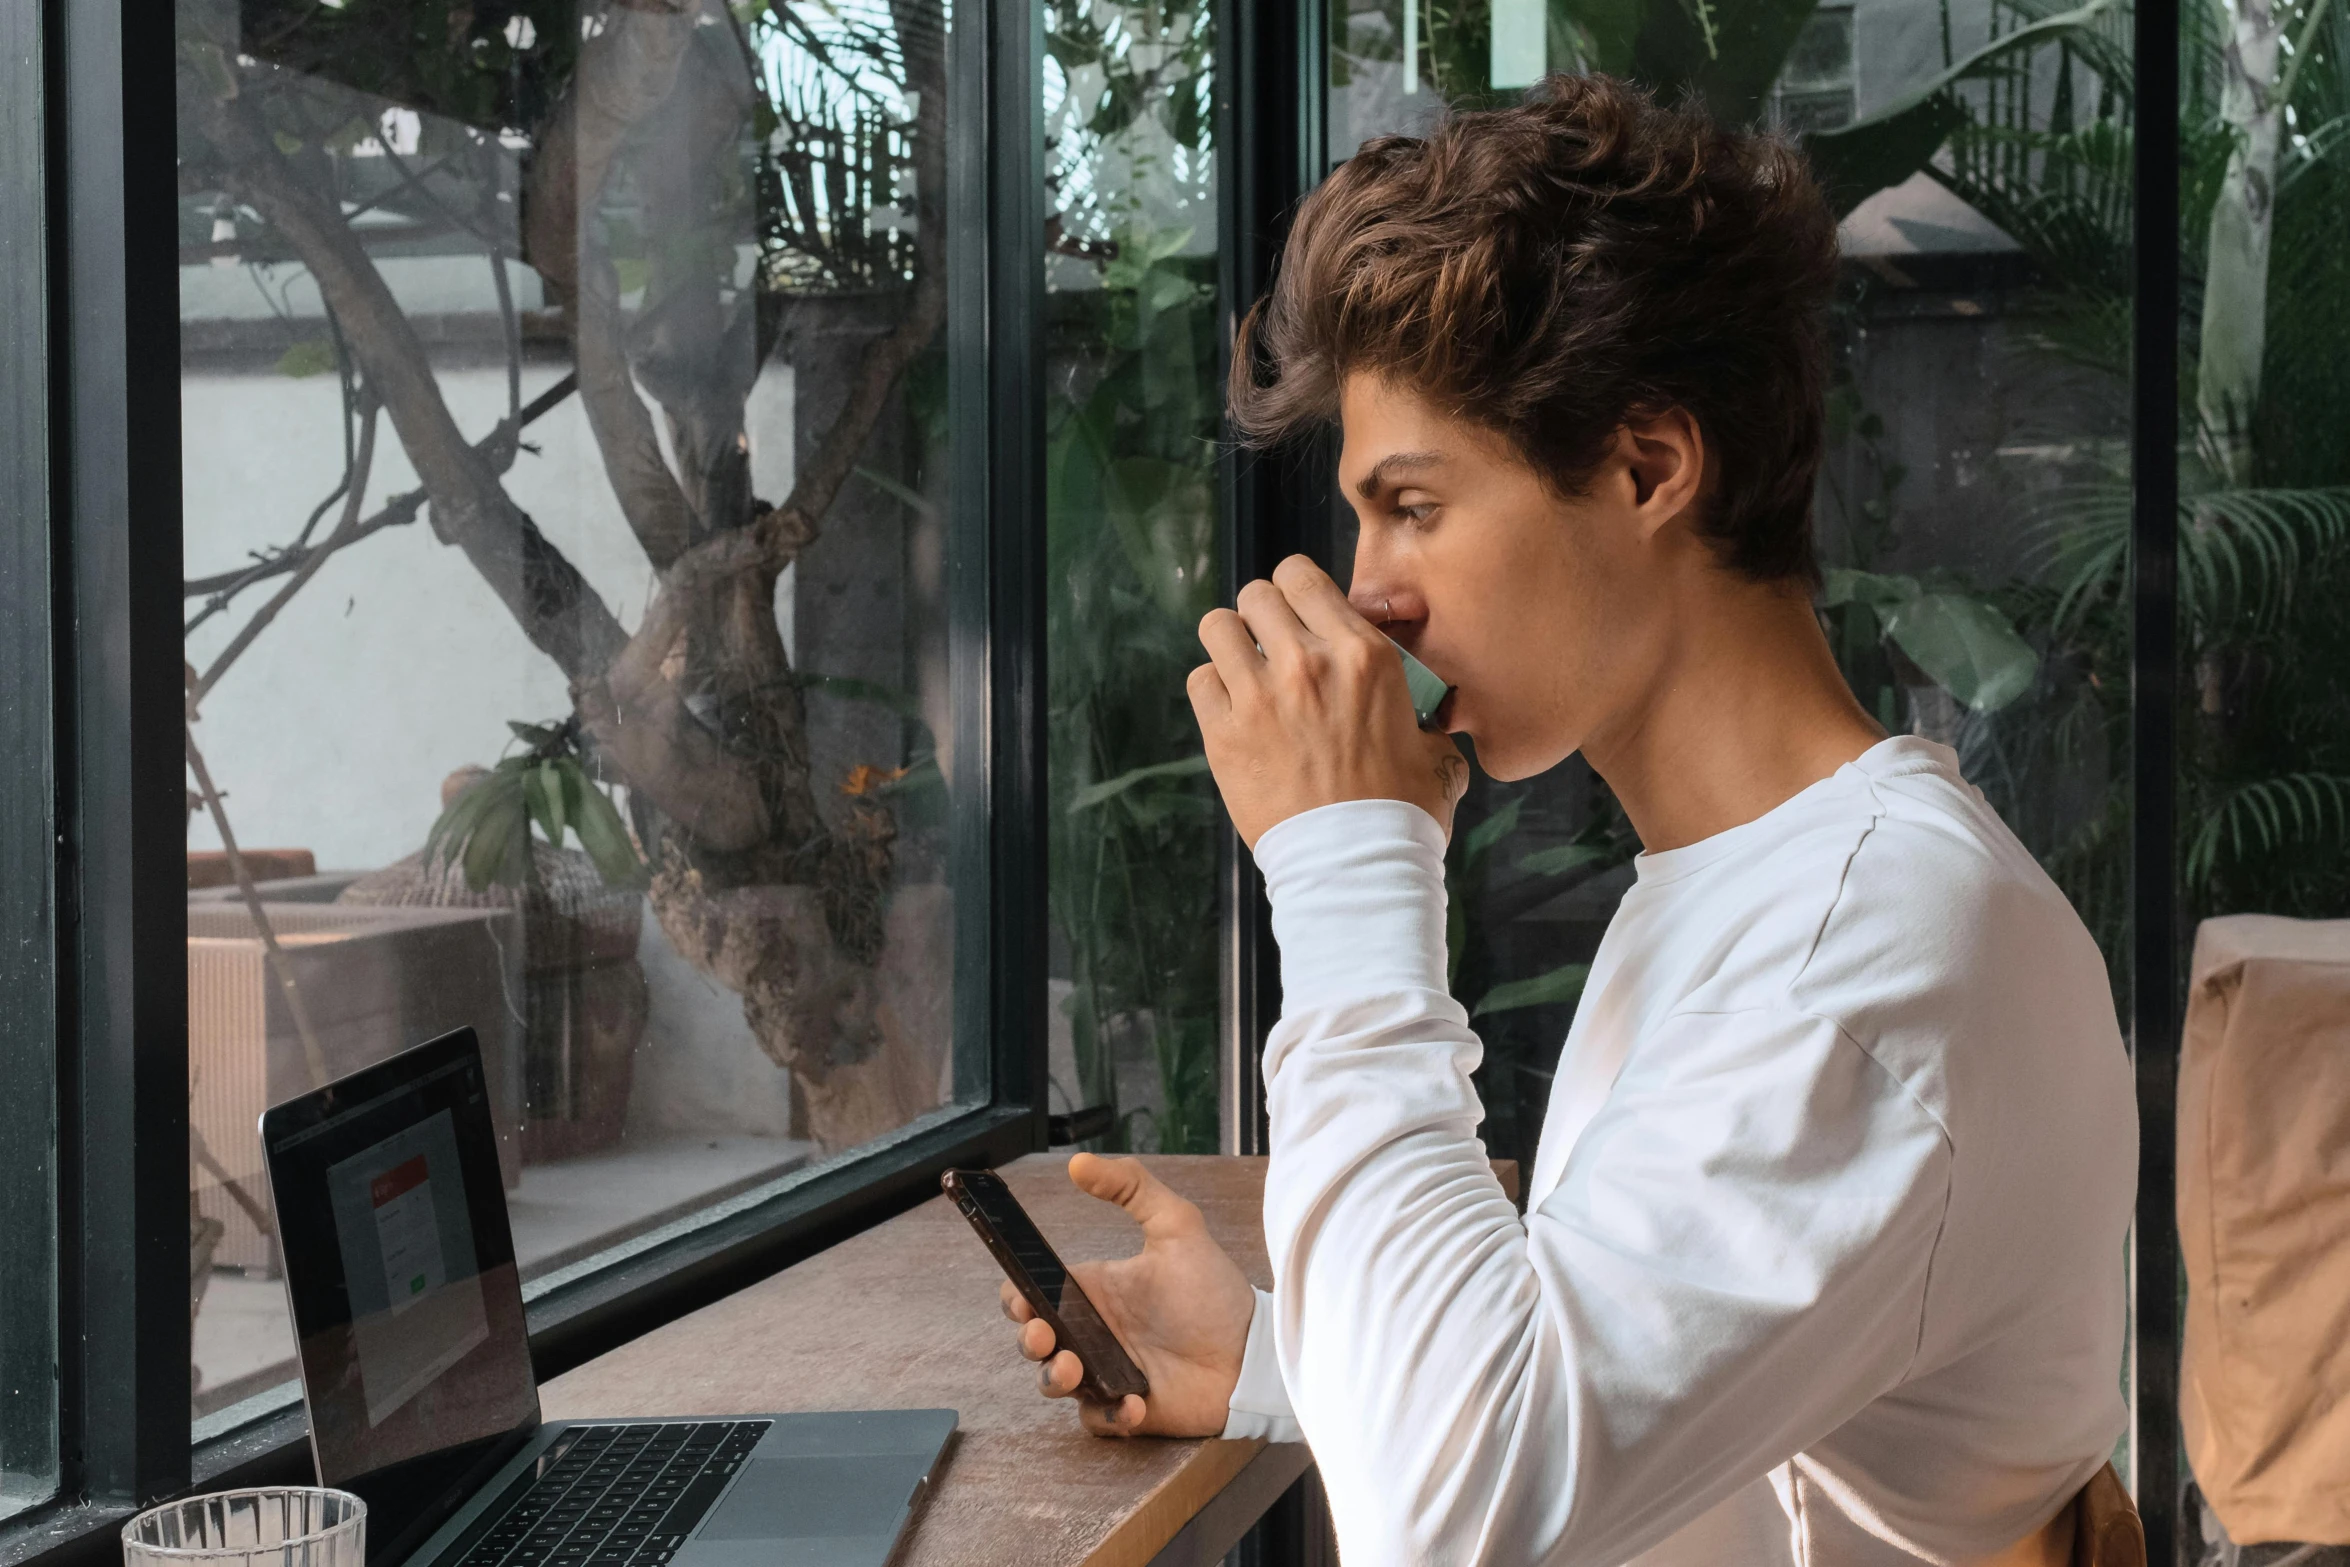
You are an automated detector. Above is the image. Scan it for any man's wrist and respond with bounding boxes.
[1219,1287,1303,1443]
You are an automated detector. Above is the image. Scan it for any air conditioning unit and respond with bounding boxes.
[188,901,525,1273]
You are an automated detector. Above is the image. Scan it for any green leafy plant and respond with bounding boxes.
[1044,220,1224,1153]
[1823,569,2041,713]
[425,720,646,892]
[1884,0,2350,969]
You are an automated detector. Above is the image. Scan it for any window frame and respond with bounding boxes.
[1213,0,1325,1155]
[1,0,1049,1557]
[2129,0,2184,1551]
[0,0,60,1532]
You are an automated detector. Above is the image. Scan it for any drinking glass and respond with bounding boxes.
[122,1488,364,1567]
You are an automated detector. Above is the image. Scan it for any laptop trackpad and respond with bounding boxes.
[699,1454,925,1540]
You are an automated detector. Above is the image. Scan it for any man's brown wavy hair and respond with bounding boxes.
[1229,74,1839,585]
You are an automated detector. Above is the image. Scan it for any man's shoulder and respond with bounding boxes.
[1659,760,2119,1087]
[1780,771,2126,1144]
[1806,772,2102,1007]
[1650,765,2055,1004]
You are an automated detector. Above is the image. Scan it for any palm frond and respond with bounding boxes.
[2186,771,2350,887]
[2021,482,2133,630]
[2025,481,2350,633]
[2181,485,2350,628]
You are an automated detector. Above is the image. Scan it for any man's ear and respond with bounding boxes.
[1618,408,1705,542]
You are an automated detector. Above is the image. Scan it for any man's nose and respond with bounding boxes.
[1348,579,1427,627]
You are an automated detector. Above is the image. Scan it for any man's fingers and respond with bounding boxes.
[1079,1395,1148,1438]
[1038,1350,1084,1400]
[1185,661,1231,725]
[1000,1279,1036,1324]
[1197,607,1266,686]
[1271,554,1376,643]
[1018,1315,1057,1363]
[1068,1152,1201,1241]
[1234,577,1310,657]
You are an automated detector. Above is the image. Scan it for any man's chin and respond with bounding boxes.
[1468,729,1577,784]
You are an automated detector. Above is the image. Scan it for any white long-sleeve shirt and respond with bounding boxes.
[1218,737,2136,1566]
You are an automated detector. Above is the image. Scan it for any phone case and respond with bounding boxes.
[942,1170,1150,1403]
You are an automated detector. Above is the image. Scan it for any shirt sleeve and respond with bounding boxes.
[1219,1288,1304,1442]
[1251,799,1954,1567]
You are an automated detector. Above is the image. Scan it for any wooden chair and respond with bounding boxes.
[2070,1463,2147,1567]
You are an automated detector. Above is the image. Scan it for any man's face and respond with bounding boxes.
[1336,374,1678,782]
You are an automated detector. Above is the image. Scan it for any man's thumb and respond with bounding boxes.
[1069,1152,1196,1237]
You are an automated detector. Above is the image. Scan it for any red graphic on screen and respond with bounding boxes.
[370,1156,428,1209]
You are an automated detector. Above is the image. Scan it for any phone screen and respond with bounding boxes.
[944,1170,1149,1401]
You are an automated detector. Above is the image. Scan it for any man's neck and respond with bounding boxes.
[1583,579,1885,855]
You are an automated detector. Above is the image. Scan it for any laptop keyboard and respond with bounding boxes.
[450,1420,772,1567]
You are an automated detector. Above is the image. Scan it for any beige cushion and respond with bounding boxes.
[2178,915,2350,1545]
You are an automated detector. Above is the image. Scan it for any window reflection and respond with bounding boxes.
[177,0,977,1426]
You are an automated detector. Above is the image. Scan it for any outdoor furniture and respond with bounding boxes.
[2177,914,2350,1551]
[188,900,526,1271]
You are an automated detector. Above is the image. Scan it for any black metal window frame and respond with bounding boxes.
[2130,0,2183,1553]
[1,0,1047,1560]
[0,0,62,1545]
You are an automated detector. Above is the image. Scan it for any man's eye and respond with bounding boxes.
[1397,503,1437,526]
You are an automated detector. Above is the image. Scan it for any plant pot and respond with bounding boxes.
[340,842,649,1164]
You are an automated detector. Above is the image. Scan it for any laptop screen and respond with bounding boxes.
[263,1028,541,1564]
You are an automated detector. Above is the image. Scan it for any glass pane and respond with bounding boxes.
[0,596,58,1528]
[2177,0,2350,926]
[1319,6,2137,1188]
[176,0,981,1429]
[1040,0,1224,1153]
[0,0,57,1516]
[2174,0,2350,1551]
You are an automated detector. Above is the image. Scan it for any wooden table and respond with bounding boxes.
[541,1154,1307,1567]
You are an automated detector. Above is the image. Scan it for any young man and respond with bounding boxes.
[999,76,2137,1565]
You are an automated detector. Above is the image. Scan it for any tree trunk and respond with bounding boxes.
[183,0,952,1152]
[2199,0,2285,483]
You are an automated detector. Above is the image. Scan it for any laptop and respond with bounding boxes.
[260,1026,956,1567]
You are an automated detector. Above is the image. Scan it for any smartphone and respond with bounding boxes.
[1386,634,1454,728]
[942,1168,1150,1403]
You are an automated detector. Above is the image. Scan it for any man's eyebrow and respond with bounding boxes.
[1355,450,1445,499]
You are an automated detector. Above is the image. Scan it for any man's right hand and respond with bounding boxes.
[999,1153,1258,1438]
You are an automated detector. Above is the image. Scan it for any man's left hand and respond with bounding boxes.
[1188,555,1469,849]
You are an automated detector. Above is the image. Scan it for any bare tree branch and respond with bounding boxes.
[190,1123,276,1239]
[625,30,762,538]
[186,0,947,866]
[185,720,331,1090]
[182,372,580,607]
[193,395,379,708]
[192,83,631,687]
[524,2,702,570]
